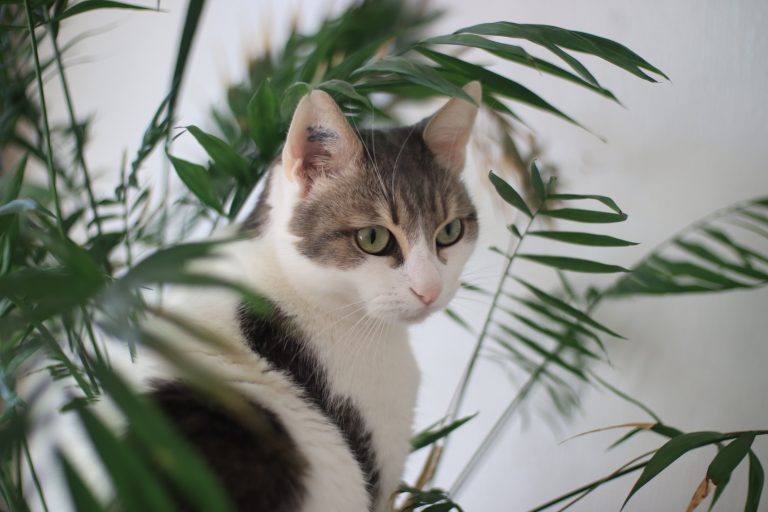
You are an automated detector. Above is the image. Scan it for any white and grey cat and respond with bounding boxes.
[126,81,482,512]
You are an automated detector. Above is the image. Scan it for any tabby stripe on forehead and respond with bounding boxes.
[237,304,381,510]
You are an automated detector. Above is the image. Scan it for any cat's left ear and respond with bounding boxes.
[422,81,482,172]
[282,90,362,195]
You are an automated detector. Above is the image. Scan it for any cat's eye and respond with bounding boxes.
[356,225,392,255]
[436,218,463,247]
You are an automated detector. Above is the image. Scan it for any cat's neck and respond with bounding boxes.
[228,230,411,392]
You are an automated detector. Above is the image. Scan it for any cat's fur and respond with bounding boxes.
[132,81,482,512]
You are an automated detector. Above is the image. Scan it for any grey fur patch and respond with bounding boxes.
[288,125,478,269]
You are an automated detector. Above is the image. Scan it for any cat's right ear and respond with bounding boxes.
[282,90,362,195]
[422,81,482,173]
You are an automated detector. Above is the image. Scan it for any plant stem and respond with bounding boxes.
[23,0,64,235]
[446,217,536,423]
[22,439,49,512]
[449,346,560,496]
[45,11,104,240]
[449,289,606,498]
[422,211,537,488]
[528,461,646,512]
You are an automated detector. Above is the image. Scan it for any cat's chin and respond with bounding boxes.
[398,308,435,325]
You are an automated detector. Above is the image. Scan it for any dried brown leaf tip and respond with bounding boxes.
[686,477,711,512]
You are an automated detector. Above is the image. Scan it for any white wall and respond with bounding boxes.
[47,1,768,510]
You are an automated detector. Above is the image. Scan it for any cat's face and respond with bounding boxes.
[263,83,481,324]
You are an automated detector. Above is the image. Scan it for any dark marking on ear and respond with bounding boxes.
[238,303,381,511]
[144,380,307,512]
[307,126,337,143]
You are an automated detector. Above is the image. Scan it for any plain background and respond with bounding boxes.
[38,0,768,510]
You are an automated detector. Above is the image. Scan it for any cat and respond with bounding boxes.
[132,80,482,512]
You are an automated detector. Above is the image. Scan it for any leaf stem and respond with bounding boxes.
[45,11,103,241]
[23,0,64,234]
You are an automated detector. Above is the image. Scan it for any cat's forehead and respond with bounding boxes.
[354,126,474,227]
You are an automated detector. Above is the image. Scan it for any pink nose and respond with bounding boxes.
[410,286,440,306]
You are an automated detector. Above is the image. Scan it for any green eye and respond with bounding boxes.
[436,218,463,247]
[356,225,392,255]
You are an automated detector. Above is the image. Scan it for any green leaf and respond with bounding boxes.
[518,254,629,273]
[411,414,477,452]
[624,431,726,508]
[547,193,623,213]
[444,308,473,334]
[746,452,764,512]
[488,171,532,217]
[280,81,312,120]
[186,126,249,184]
[514,298,605,351]
[506,311,599,359]
[168,155,222,213]
[540,208,627,223]
[650,257,750,289]
[58,453,109,512]
[92,362,236,512]
[1,154,27,203]
[508,224,523,238]
[530,161,546,201]
[416,48,583,127]
[0,198,50,218]
[318,79,372,109]
[494,326,587,380]
[703,433,756,509]
[419,34,619,102]
[709,434,756,485]
[354,55,473,102]
[76,406,175,510]
[248,79,282,157]
[456,22,667,81]
[529,230,637,247]
[56,0,157,21]
[514,278,624,338]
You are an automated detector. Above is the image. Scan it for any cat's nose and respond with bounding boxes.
[410,285,441,306]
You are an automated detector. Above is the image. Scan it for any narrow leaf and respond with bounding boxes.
[411,414,477,452]
[489,171,532,217]
[248,79,282,157]
[540,208,627,223]
[708,433,755,485]
[548,193,623,213]
[57,0,157,21]
[318,79,372,108]
[518,254,629,273]
[186,126,249,184]
[530,161,546,201]
[515,278,624,338]
[168,155,222,213]
[58,453,109,512]
[495,325,588,380]
[624,432,726,508]
[416,48,583,127]
[529,230,637,247]
[746,452,764,512]
[354,56,472,101]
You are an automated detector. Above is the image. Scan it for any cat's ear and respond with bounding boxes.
[282,90,362,194]
[422,81,482,172]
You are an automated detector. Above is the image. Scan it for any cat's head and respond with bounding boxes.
[257,82,481,324]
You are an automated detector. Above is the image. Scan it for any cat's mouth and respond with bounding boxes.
[399,306,435,324]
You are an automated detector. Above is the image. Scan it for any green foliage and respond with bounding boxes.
[0,0,764,511]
